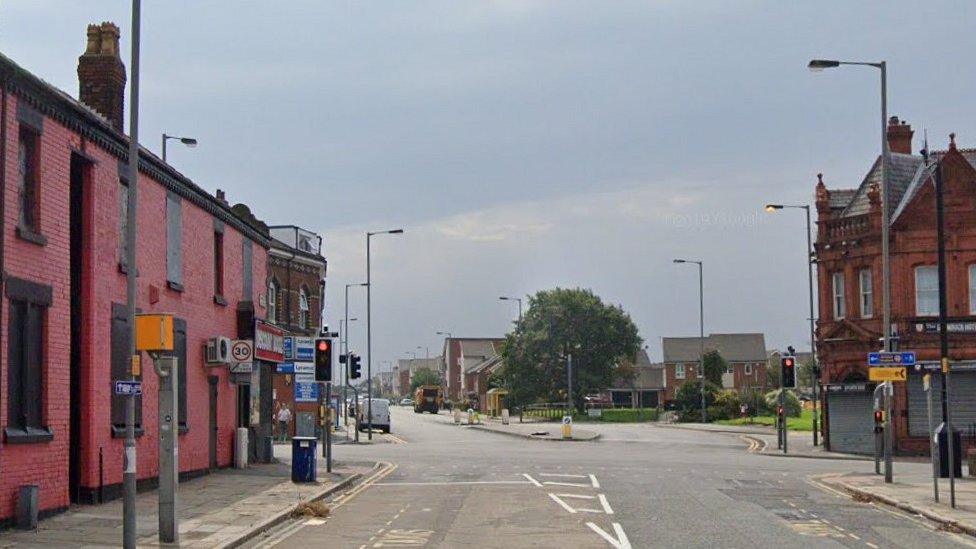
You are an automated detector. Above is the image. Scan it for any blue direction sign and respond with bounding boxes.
[114,380,143,396]
[868,351,917,366]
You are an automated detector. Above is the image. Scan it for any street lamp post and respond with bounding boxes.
[161,133,197,163]
[499,296,523,324]
[673,259,705,423]
[344,282,367,427]
[765,203,819,446]
[810,58,892,481]
[366,229,403,439]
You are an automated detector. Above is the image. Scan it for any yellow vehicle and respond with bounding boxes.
[414,385,443,414]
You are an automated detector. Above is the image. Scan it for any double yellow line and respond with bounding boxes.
[741,434,765,453]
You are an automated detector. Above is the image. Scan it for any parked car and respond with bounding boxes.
[358,398,391,433]
[400,398,414,407]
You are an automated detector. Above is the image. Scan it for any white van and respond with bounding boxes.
[358,398,391,433]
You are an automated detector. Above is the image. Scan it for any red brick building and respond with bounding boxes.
[266,226,327,438]
[0,23,272,524]
[816,117,976,455]
[661,333,768,405]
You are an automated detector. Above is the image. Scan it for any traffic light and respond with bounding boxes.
[315,338,332,382]
[349,353,362,379]
[780,356,797,389]
[874,409,884,424]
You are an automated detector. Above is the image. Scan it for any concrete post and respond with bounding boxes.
[155,355,179,544]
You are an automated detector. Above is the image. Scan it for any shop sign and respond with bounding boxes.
[254,320,285,363]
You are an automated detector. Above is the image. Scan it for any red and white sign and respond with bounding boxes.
[254,320,285,363]
[230,340,253,363]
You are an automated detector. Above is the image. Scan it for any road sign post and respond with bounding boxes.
[868,351,914,485]
[923,374,939,502]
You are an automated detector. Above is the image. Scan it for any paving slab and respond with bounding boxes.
[0,460,372,548]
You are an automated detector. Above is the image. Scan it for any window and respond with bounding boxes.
[832,272,846,319]
[213,230,224,300]
[675,364,685,379]
[166,193,183,289]
[242,240,253,299]
[970,265,976,314]
[17,128,39,234]
[859,268,873,318]
[174,318,187,432]
[268,279,279,323]
[725,365,734,375]
[111,303,142,436]
[745,364,753,375]
[916,265,939,317]
[6,277,53,442]
[118,179,128,267]
[299,287,309,329]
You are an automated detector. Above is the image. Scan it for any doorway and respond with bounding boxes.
[209,376,219,469]
[69,154,89,503]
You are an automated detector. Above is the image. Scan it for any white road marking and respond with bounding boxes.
[543,481,591,488]
[866,543,880,548]
[539,473,588,478]
[375,481,530,486]
[586,522,632,549]
[599,494,614,514]
[555,493,595,500]
[523,473,543,487]
[549,493,577,514]
[589,474,600,488]
[304,518,327,526]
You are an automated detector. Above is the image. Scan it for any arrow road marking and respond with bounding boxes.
[586,522,632,549]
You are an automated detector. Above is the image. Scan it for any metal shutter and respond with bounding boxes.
[827,391,875,455]
[908,371,976,437]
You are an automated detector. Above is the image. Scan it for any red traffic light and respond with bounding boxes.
[874,410,884,423]
[317,340,330,352]
[782,357,795,368]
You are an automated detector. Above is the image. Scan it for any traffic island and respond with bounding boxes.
[470,422,601,442]
[0,460,376,548]
[819,471,976,537]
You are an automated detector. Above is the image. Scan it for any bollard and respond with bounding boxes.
[453,408,462,424]
[501,409,510,425]
[562,423,572,439]
[467,409,474,425]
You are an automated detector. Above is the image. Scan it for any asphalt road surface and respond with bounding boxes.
[248,407,974,548]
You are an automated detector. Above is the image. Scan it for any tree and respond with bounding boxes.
[673,380,719,422]
[409,368,443,392]
[501,288,642,411]
[702,350,726,387]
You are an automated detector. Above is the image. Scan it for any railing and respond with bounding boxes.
[823,214,870,241]
[519,402,571,423]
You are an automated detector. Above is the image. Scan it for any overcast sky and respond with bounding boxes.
[4,1,975,370]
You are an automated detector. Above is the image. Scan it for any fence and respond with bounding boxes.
[519,403,571,423]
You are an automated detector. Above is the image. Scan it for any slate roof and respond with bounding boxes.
[839,153,926,218]
[460,339,505,373]
[611,350,664,389]
[663,333,767,363]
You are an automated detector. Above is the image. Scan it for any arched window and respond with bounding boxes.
[298,286,310,329]
[268,279,279,324]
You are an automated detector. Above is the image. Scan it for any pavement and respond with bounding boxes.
[243,406,976,548]
[0,455,371,548]
[657,422,875,461]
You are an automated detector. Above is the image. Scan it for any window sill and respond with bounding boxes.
[167,281,184,293]
[111,425,145,439]
[214,294,227,306]
[16,226,47,247]
[5,426,53,444]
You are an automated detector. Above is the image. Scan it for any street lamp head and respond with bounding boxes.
[808,59,840,72]
[180,137,198,147]
[673,259,686,264]
[388,229,404,234]
[765,204,784,212]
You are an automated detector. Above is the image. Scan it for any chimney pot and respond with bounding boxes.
[77,22,126,131]
[886,115,913,155]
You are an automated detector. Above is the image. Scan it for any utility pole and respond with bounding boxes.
[123,2,142,547]
[567,353,573,413]
[935,161,957,507]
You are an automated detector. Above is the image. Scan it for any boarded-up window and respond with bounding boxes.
[166,193,182,286]
[111,303,142,434]
[174,318,188,430]
[5,276,52,442]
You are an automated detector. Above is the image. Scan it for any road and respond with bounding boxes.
[249,407,974,548]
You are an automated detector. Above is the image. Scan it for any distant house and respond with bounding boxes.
[394,357,444,396]
[662,333,768,404]
[442,337,505,403]
[607,349,665,408]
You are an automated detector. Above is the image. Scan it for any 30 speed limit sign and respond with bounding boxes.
[231,340,253,363]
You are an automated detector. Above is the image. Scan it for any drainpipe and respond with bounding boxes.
[0,73,8,351]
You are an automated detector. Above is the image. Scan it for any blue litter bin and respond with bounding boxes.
[291,436,318,483]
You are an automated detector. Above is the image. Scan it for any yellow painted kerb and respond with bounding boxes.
[135,313,174,352]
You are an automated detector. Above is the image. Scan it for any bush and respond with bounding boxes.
[712,390,741,421]
[674,380,720,421]
[764,389,801,417]
[597,408,659,422]
[739,388,770,416]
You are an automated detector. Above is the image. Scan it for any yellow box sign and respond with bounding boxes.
[135,314,174,352]
[869,366,907,382]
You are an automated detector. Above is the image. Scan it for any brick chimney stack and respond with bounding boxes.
[77,22,126,131]
[887,116,913,155]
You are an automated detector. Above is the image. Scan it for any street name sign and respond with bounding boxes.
[114,380,143,396]
[868,351,917,366]
[869,367,907,382]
